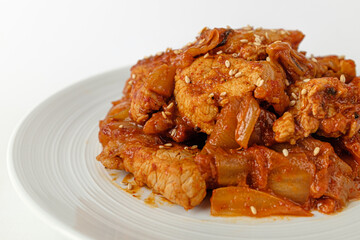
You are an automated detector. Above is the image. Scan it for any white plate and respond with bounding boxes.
[7,66,360,240]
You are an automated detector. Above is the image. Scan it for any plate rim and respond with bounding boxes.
[7,65,360,240]
[7,66,130,240]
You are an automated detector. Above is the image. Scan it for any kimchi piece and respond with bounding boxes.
[97,26,360,217]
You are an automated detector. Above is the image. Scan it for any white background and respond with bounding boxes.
[1,0,360,239]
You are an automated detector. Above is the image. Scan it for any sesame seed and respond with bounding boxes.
[313,147,320,156]
[191,145,198,149]
[250,206,257,215]
[159,145,165,149]
[128,80,133,85]
[199,38,205,44]
[282,149,289,157]
[165,111,172,116]
[164,143,173,147]
[280,30,286,35]
[229,69,235,76]
[127,183,133,190]
[232,53,239,57]
[234,72,242,78]
[253,42,261,46]
[184,146,189,150]
[156,51,163,56]
[121,180,127,185]
[225,60,231,68]
[162,111,167,119]
[266,57,270,62]
[340,74,346,83]
[291,92,298,99]
[208,92,215,98]
[170,129,176,137]
[138,115,148,122]
[301,89,307,95]
[240,39,249,43]
[258,79,265,87]
[256,78,264,87]
[220,92,227,97]
[167,102,174,110]
[174,49,182,54]
[220,99,229,105]
[311,57,318,62]
[217,50,223,55]
[119,125,124,128]
[289,100,296,107]
[186,42,192,47]
[271,29,276,32]
[204,53,209,58]
[185,75,191,84]
[339,55,345,59]
[303,78,310,82]
[285,79,290,86]
[131,74,136,79]
[274,40,282,44]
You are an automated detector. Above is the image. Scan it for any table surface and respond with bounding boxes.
[2,0,360,239]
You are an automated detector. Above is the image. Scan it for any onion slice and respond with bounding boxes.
[211,186,312,217]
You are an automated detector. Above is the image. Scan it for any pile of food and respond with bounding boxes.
[97,26,360,217]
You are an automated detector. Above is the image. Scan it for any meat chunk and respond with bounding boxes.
[127,27,304,130]
[209,27,304,60]
[98,138,206,209]
[267,41,356,82]
[271,138,358,209]
[97,99,206,209]
[129,55,177,124]
[273,112,296,144]
[174,55,288,134]
[273,77,360,143]
[126,28,231,124]
[316,55,356,82]
[120,143,205,209]
[341,133,360,162]
[249,108,277,147]
[267,41,323,82]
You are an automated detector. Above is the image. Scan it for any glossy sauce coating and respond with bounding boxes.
[97,26,360,217]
